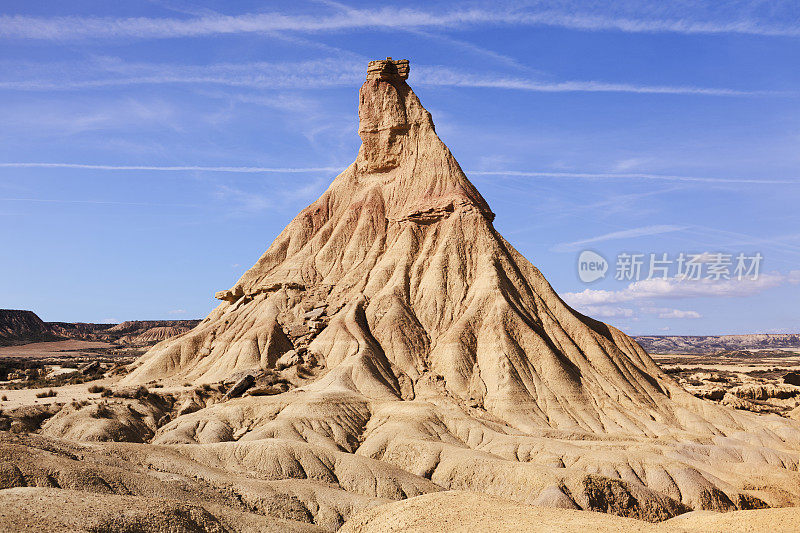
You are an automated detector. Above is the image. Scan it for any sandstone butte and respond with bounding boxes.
[6,59,800,532]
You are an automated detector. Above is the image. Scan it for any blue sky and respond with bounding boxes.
[1,0,798,335]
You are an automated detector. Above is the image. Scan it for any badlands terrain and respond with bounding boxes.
[2,59,800,532]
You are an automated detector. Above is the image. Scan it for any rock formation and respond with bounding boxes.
[64,58,800,522]
[0,310,201,347]
[635,333,800,354]
[0,310,62,346]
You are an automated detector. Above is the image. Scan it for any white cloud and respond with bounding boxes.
[469,170,800,185]
[213,184,272,214]
[0,58,364,91]
[167,309,186,315]
[577,305,635,318]
[612,157,650,172]
[3,163,796,188]
[563,270,799,306]
[574,304,700,321]
[0,58,788,98]
[552,224,686,252]
[0,197,198,208]
[414,67,780,97]
[0,162,345,173]
[1,97,183,135]
[0,7,797,41]
[660,309,701,319]
[641,307,702,319]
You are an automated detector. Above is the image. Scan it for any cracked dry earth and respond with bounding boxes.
[3,58,800,532]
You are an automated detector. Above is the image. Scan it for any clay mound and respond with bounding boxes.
[340,491,800,533]
[102,58,799,521]
[341,491,651,533]
[119,325,195,345]
[0,432,398,531]
[107,320,200,345]
[107,320,200,334]
[40,398,167,442]
[0,487,322,533]
[124,57,704,436]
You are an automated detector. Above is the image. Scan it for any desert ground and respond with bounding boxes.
[2,58,800,532]
[651,350,800,420]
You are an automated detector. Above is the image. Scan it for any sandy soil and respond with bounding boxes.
[340,491,800,533]
[0,340,116,358]
[653,351,800,373]
[0,377,119,408]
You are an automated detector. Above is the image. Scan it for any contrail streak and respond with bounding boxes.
[2,162,797,185]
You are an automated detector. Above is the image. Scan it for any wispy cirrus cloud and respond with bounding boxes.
[0,162,346,173]
[0,59,788,97]
[0,6,798,40]
[0,197,199,207]
[415,67,788,97]
[577,305,635,318]
[2,162,798,187]
[469,170,800,184]
[576,304,701,320]
[552,224,687,252]
[641,306,702,319]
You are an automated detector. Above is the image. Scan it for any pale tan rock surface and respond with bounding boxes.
[0,487,323,533]
[340,491,654,533]
[6,59,800,530]
[341,491,800,533]
[116,59,800,520]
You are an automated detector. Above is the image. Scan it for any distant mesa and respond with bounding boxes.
[0,309,199,347]
[0,309,63,346]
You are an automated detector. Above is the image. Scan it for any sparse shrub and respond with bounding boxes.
[247,386,279,396]
[36,389,57,398]
[111,385,149,400]
[183,383,192,387]
[1,395,7,402]
[93,403,112,419]
[88,385,107,394]
[101,388,113,397]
